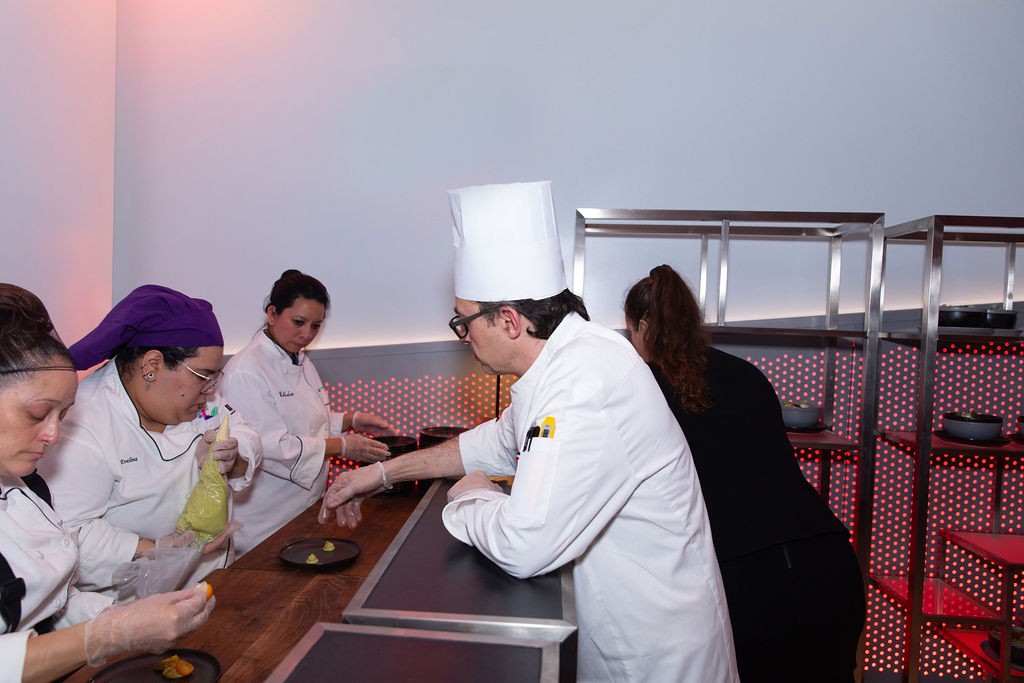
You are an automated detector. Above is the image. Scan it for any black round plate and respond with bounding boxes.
[87,649,220,682]
[981,640,1024,671]
[934,429,1010,447]
[420,426,467,440]
[279,538,360,571]
[786,424,827,434]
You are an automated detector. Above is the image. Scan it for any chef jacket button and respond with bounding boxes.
[61,537,72,548]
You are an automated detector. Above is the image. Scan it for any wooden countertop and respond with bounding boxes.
[65,485,426,683]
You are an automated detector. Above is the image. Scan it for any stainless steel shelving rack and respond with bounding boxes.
[873,215,1024,683]
[571,208,885,571]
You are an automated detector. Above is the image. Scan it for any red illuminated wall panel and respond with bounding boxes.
[750,345,863,534]
[867,341,1024,680]
[326,373,513,480]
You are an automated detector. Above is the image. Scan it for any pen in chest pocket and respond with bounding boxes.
[523,425,540,452]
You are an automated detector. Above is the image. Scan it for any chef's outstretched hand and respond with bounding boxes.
[317,464,388,528]
[351,411,396,435]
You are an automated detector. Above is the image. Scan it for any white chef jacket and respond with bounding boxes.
[0,477,112,683]
[443,313,739,683]
[37,361,261,596]
[220,332,343,555]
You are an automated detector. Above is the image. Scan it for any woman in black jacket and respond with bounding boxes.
[625,265,866,683]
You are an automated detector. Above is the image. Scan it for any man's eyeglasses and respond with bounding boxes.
[448,310,488,339]
[181,363,223,394]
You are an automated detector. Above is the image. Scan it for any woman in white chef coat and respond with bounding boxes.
[38,285,261,597]
[220,269,393,555]
[0,284,213,683]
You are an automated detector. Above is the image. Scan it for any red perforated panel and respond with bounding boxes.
[750,345,863,535]
[324,373,513,477]
[867,341,1024,679]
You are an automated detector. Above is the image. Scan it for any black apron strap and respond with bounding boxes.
[0,553,25,634]
[21,470,53,507]
[1,472,57,633]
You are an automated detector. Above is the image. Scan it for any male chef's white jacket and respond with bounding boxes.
[0,477,112,683]
[220,332,342,555]
[38,361,261,596]
[443,313,739,683]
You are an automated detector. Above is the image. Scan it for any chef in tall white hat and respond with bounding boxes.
[321,181,738,683]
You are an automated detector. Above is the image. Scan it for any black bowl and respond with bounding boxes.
[939,305,987,327]
[988,626,1024,667]
[943,411,1003,441]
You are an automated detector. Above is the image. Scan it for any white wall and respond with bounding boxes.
[4,2,1022,350]
[0,1,117,344]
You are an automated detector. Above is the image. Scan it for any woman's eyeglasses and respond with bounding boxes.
[181,363,223,394]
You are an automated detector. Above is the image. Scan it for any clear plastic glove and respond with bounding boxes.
[447,470,502,501]
[200,520,242,556]
[340,434,390,463]
[85,583,214,666]
[351,411,396,435]
[317,464,388,527]
[111,538,202,601]
[195,430,239,474]
[156,530,198,550]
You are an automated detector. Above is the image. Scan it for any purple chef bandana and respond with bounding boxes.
[69,284,224,370]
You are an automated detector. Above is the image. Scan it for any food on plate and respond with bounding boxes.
[305,553,319,564]
[782,400,812,409]
[322,540,336,552]
[154,654,195,679]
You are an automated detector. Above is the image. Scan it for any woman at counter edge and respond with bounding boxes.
[624,264,866,683]
[220,269,394,555]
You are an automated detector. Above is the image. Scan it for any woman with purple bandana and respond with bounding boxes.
[38,285,262,596]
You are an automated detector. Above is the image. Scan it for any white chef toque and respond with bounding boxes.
[449,181,567,302]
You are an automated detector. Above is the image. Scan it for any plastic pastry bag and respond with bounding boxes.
[176,416,230,543]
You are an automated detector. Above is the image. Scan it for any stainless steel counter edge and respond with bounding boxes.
[265,622,562,683]
[342,478,577,642]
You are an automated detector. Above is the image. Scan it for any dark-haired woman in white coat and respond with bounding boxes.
[221,270,394,555]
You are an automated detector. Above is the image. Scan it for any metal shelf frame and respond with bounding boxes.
[875,215,1024,683]
[571,208,886,580]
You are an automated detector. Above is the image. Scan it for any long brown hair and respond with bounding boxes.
[624,265,711,413]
